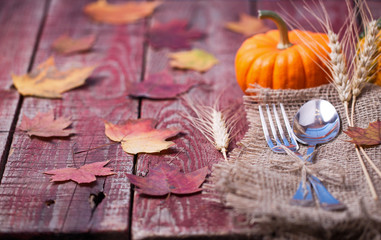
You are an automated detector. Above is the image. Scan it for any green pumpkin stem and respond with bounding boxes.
[258,10,293,50]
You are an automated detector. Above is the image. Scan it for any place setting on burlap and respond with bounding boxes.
[204,82,381,239]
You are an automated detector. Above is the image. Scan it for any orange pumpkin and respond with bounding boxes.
[235,10,331,93]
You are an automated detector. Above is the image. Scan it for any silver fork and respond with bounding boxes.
[259,104,314,206]
[259,104,346,211]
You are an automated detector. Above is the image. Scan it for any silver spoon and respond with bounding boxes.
[292,99,346,210]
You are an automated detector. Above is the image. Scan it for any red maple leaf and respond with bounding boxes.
[126,162,208,196]
[44,160,115,184]
[344,120,381,146]
[147,19,204,50]
[128,70,199,99]
[19,111,75,137]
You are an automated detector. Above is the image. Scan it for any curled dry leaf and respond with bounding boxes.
[19,111,75,138]
[128,70,199,99]
[104,119,180,154]
[52,34,96,55]
[126,162,208,196]
[44,160,115,184]
[169,49,218,72]
[147,19,204,50]
[344,120,381,146]
[225,13,270,36]
[12,57,95,98]
[84,0,161,24]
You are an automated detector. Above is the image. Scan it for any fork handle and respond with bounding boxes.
[290,181,314,206]
[308,175,346,211]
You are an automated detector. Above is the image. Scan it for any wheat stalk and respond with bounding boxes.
[181,97,238,161]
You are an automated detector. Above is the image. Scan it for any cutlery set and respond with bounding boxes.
[259,99,346,211]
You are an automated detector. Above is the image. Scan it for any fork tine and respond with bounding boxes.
[273,104,290,146]
[259,105,277,150]
[266,104,282,146]
[280,103,299,150]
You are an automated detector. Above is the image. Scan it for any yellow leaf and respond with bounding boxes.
[169,49,218,73]
[84,0,161,25]
[12,57,95,98]
[104,119,180,155]
[225,13,270,36]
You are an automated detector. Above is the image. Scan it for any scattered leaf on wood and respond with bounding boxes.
[128,70,199,99]
[126,162,208,196]
[104,119,180,154]
[44,160,115,184]
[84,0,161,25]
[52,34,96,55]
[12,57,95,98]
[19,111,75,138]
[147,20,204,50]
[225,13,270,36]
[169,49,218,72]
[344,120,381,146]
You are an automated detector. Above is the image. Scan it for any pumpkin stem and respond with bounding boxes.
[258,10,293,50]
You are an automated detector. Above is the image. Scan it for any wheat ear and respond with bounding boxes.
[181,97,235,161]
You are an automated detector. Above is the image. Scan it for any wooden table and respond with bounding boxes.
[0,0,379,239]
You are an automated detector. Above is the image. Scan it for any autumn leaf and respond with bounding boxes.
[104,119,180,154]
[44,160,115,184]
[19,111,75,138]
[12,57,95,98]
[147,20,204,50]
[225,13,270,36]
[169,49,218,72]
[126,162,208,196]
[84,0,161,25]
[344,120,381,146]
[128,70,199,99]
[52,34,96,55]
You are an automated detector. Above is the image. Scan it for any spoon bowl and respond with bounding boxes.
[293,99,340,147]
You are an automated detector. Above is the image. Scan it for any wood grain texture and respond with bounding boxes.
[0,0,46,176]
[0,0,144,237]
[132,1,251,239]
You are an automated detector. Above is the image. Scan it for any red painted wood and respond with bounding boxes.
[0,1,46,171]
[0,0,144,237]
[132,1,251,239]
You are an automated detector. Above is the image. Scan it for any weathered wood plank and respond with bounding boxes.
[132,1,251,239]
[0,0,145,237]
[0,0,47,179]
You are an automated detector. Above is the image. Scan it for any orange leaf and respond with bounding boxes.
[84,0,161,25]
[225,13,270,36]
[344,120,381,146]
[52,34,96,55]
[12,57,95,98]
[19,111,75,138]
[44,160,115,184]
[104,119,180,154]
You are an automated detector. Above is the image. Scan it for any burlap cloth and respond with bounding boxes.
[204,83,381,239]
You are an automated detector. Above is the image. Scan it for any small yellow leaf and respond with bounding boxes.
[84,0,161,25]
[225,13,269,36]
[12,57,95,98]
[169,49,218,73]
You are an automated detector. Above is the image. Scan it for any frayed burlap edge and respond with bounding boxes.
[204,84,381,239]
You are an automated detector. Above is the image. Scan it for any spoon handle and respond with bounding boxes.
[306,145,316,162]
[309,176,347,211]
